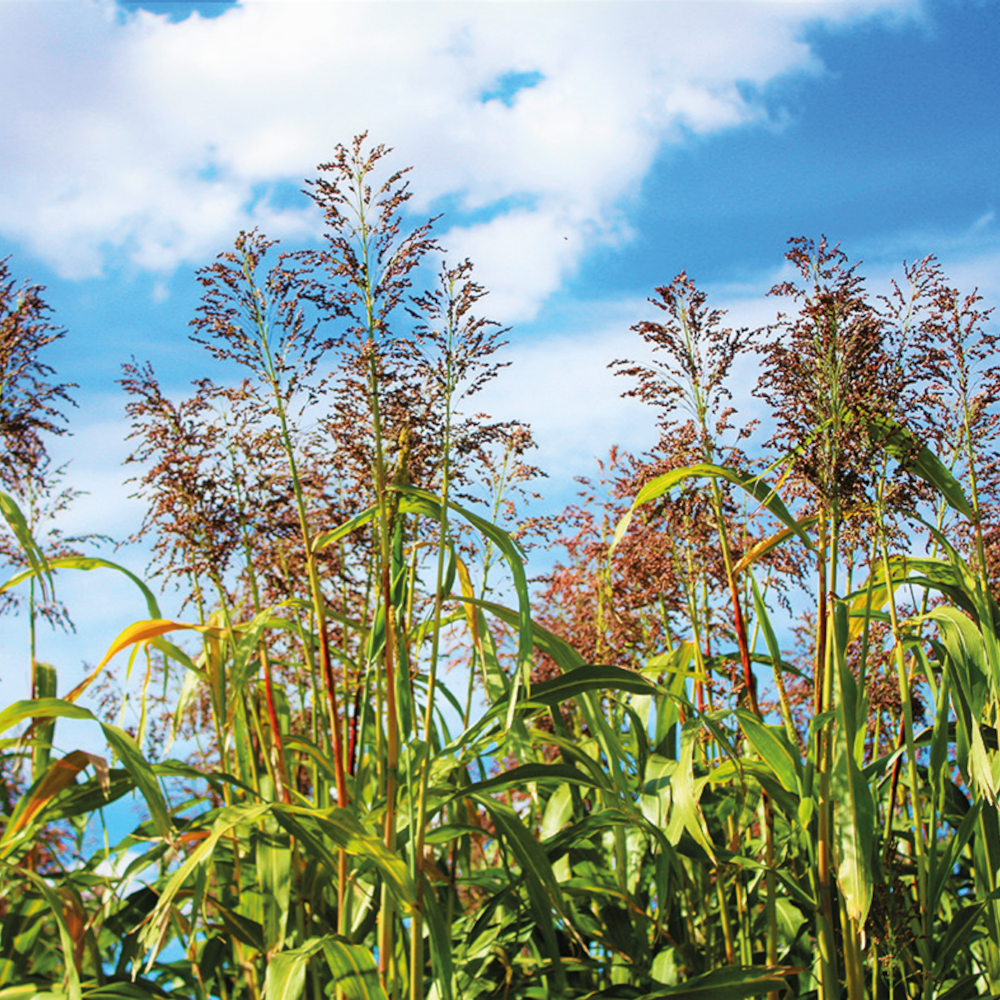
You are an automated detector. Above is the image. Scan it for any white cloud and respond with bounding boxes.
[472,276,788,503]
[471,219,1000,503]
[442,208,593,323]
[477,320,656,485]
[857,211,1000,307]
[0,0,920,314]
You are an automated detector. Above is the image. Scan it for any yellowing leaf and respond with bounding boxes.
[64,619,228,704]
[1,750,108,847]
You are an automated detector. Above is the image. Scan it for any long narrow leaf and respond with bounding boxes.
[867,412,974,519]
[1,750,108,851]
[735,710,801,794]
[0,555,161,618]
[612,463,814,553]
[64,619,227,705]
[637,964,798,998]
[0,489,52,601]
[468,793,567,992]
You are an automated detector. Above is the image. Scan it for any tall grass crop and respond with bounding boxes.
[2,144,1000,1000]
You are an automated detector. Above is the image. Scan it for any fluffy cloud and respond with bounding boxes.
[0,0,919,316]
[473,281,780,503]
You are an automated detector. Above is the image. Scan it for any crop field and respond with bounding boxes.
[2,137,1000,1000]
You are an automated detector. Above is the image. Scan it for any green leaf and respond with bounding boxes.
[393,485,534,699]
[866,412,974,519]
[82,983,172,999]
[529,663,658,705]
[320,938,387,1000]
[0,859,83,1000]
[264,937,322,1000]
[420,873,455,1000]
[256,829,292,953]
[635,964,797,998]
[139,803,272,962]
[310,505,379,553]
[931,903,987,983]
[316,487,536,724]
[848,554,994,641]
[830,602,876,926]
[263,935,387,1000]
[31,661,58,780]
[0,699,172,842]
[227,606,302,706]
[459,594,586,672]
[664,720,716,861]
[273,806,415,908]
[461,762,605,798]
[0,698,93,736]
[0,489,52,601]
[1,555,162,619]
[208,900,266,953]
[543,807,640,861]
[612,463,813,554]
[921,605,995,801]
[735,709,801,794]
[468,793,567,992]
[100,723,172,841]
[0,749,109,853]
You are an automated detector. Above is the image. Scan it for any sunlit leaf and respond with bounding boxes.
[1,750,109,850]
[736,710,801,795]
[867,412,974,519]
[637,964,798,998]
[612,463,813,553]
[0,489,52,601]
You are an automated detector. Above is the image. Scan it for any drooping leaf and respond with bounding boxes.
[264,937,324,1000]
[866,412,974,519]
[0,555,162,619]
[460,761,605,799]
[320,938,388,1000]
[0,489,52,601]
[733,518,818,576]
[529,663,658,706]
[0,858,83,1000]
[139,803,271,963]
[635,964,798,998]
[612,463,813,554]
[65,619,226,705]
[100,723,172,841]
[1,750,109,851]
[468,793,567,992]
[735,709,802,795]
[272,806,416,908]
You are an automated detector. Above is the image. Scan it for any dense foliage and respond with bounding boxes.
[2,138,1000,1000]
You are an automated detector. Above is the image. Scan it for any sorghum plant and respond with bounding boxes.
[13,126,1000,1000]
[0,258,81,767]
[0,258,75,498]
[616,273,763,711]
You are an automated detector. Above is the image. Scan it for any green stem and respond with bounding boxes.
[813,511,840,999]
[409,286,457,1000]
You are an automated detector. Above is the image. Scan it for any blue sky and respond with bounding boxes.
[0,0,998,695]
